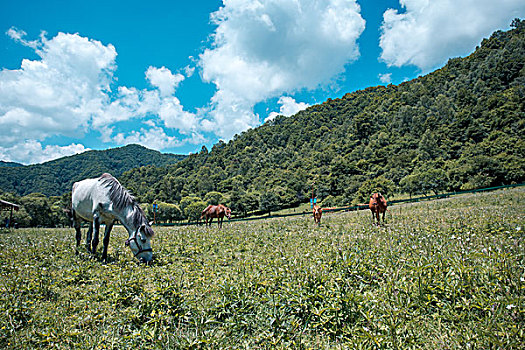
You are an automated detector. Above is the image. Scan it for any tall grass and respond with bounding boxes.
[1,188,523,349]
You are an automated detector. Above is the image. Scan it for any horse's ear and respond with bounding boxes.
[149,221,153,226]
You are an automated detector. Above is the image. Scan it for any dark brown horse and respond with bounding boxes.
[313,204,322,225]
[369,192,387,226]
[201,204,231,228]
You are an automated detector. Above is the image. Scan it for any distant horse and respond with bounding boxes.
[201,204,231,228]
[369,192,387,226]
[313,204,322,225]
[71,173,154,262]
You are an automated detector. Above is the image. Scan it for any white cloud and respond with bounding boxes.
[106,125,206,151]
[6,27,40,49]
[378,73,392,84]
[380,0,525,71]
[0,30,117,148]
[146,66,184,96]
[2,0,369,164]
[158,96,200,132]
[199,0,365,139]
[265,96,310,122]
[184,65,195,78]
[0,140,89,165]
[0,30,203,163]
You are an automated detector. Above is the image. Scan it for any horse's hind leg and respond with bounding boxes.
[73,214,82,255]
[101,222,113,262]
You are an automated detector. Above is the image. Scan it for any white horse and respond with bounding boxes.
[71,173,154,262]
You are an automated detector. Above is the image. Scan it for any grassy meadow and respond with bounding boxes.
[1,188,523,349]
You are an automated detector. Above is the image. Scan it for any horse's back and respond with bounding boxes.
[72,177,111,222]
[206,205,224,218]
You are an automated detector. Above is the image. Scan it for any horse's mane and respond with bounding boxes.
[98,173,153,237]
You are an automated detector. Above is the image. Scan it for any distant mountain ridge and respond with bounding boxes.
[0,161,23,168]
[0,144,186,196]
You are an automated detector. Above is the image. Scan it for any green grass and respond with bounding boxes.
[1,188,523,349]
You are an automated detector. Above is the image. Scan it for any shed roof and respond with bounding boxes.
[0,199,20,211]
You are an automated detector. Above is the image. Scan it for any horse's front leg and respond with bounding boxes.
[85,224,93,253]
[91,215,101,254]
[219,217,222,228]
[101,222,114,262]
[382,211,386,225]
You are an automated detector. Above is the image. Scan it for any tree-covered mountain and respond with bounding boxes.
[0,144,185,196]
[120,20,524,215]
[0,161,23,168]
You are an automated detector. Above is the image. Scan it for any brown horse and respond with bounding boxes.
[369,192,387,226]
[201,204,231,228]
[313,204,323,225]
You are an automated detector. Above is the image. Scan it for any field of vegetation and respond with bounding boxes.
[1,188,523,349]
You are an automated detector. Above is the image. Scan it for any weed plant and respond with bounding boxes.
[0,188,523,349]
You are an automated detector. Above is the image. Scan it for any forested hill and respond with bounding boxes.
[0,161,23,168]
[0,144,185,196]
[120,20,524,214]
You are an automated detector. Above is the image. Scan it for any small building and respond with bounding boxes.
[1,199,19,228]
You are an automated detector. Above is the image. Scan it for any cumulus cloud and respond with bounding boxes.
[104,125,206,151]
[380,0,525,71]
[200,0,366,139]
[184,65,195,78]
[0,29,202,163]
[0,30,117,150]
[6,27,40,49]
[378,73,392,84]
[265,96,310,123]
[0,141,89,165]
[146,66,185,96]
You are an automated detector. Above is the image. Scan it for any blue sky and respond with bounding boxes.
[1,0,523,164]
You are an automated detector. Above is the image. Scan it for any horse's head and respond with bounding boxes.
[371,192,382,202]
[125,223,154,263]
[225,207,232,219]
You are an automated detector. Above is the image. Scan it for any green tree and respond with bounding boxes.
[241,191,260,216]
[259,191,279,216]
[185,201,207,222]
[152,202,183,223]
[400,174,420,198]
[179,196,203,218]
[352,176,396,205]
[204,191,226,205]
[19,193,54,227]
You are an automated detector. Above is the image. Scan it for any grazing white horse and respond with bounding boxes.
[71,173,154,262]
